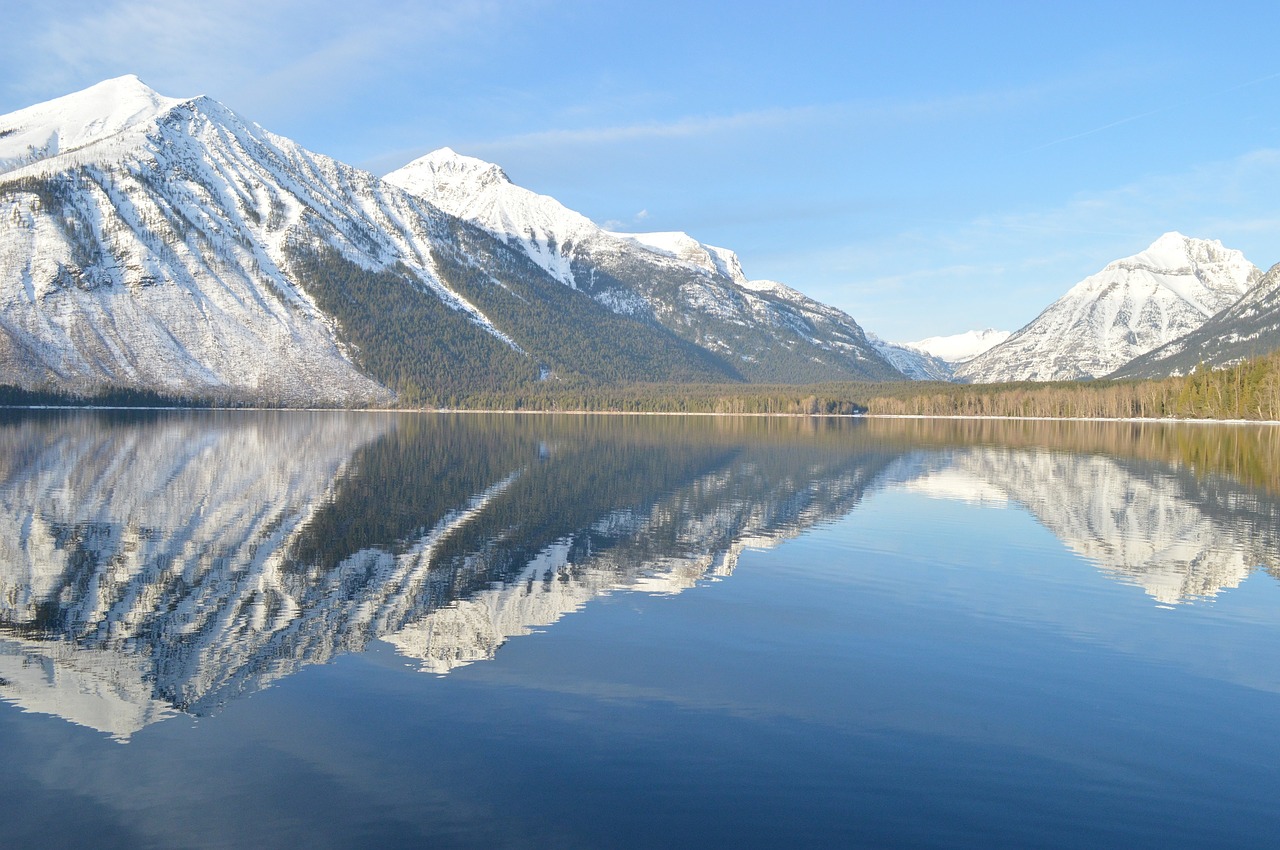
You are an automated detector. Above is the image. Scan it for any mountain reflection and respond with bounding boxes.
[880,419,1280,604]
[0,411,1276,739]
[0,410,891,739]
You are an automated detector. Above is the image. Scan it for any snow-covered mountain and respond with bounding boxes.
[385,148,904,383]
[864,328,1013,382]
[904,329,1011,363]
[1111,262,1280,379]
[866,334,955,381]
[0,76,397,404]
[4,77,888,404]
[955,233,1261,383]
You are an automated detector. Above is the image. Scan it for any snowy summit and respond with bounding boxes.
[0,75,184,175]
[901,329,1011,364]
[956,232,1261,383]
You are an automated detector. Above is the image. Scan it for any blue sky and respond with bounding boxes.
[3,0,1279,341]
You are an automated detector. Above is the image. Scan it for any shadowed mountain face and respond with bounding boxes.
[0,411,1277,740]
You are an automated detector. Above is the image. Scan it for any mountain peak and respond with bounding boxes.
[606,230,749,284]
[87,73,167,100]
[902,328,1012,363]
[957,234,1260,383]
[391,147,510,191]
[1109,231,1233,275]
[385,147,598,286]
[0,74,184,175]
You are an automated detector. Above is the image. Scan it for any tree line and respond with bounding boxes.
[865,349,1280,421]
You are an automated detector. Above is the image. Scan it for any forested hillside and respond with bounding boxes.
[867,349,1280,420]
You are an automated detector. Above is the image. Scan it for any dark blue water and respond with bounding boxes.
[1,410,1278,848]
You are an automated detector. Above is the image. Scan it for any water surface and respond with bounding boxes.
[1,411,1278,848]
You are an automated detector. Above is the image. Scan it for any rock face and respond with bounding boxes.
[956,233,1260,383]
[385,148,905,383]
[866,335,957,381]
[1110,262,1280,379]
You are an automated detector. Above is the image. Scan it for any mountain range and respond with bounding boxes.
[0,76,902,405]
[384,147,901,383]
[1,76,1279,402]
[868,328,1012,381]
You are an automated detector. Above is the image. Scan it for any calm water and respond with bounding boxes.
[1,410,1279,848]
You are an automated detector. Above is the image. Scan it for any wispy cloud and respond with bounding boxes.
[468,105,827,151]
[1030,68,1280,151]
[457,71,1120,159]
[3,0,532,114]
[601,208,653,231]
[1030,105,1173,151]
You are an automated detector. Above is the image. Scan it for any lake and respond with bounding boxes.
[1,410,1278,848]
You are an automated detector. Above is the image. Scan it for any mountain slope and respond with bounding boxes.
[1,77,385,404]
[955,233,1260,383]
[867,335,956,381]
[1110,262,1280,379]
[385,148,904,383]
[0,77,740,404]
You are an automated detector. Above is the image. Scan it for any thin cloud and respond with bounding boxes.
[471,105,827,150]
[3,0,532,114]
[461,72,1117,157]
[1031,69,1280,152]
[1030,105,1173,151]
[1223,70,1280,93]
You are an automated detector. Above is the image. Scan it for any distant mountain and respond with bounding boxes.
[0,78,904,406]
[864,328,1013,383]
[1110,262,1280,379]
[956,233,1260,383]
[384,148,904,383]
[904,329,1011,363]
[866,335,955,381]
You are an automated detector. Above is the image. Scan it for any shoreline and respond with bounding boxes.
[3,404,1278,426]
[862,413,1280,426]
